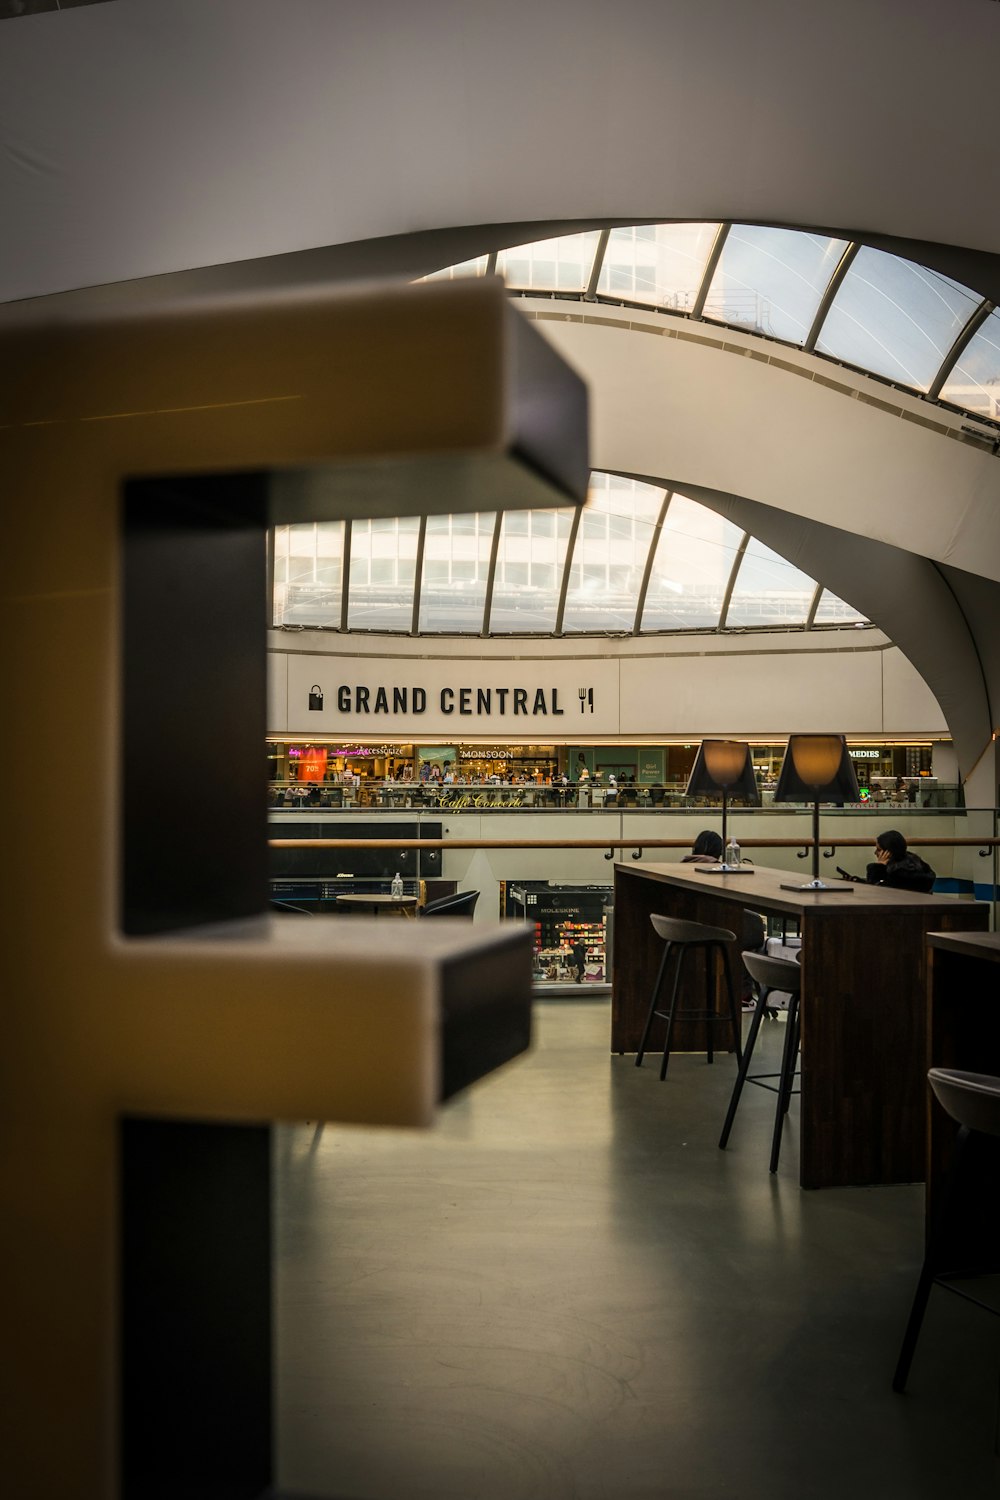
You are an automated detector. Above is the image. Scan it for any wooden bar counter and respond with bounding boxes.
[613,862,988,1189]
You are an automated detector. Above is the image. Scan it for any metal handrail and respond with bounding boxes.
[270,836,1000,851]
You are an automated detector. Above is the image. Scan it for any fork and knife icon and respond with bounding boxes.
[578,687,594,713]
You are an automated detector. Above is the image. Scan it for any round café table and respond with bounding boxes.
[336,893,418,917]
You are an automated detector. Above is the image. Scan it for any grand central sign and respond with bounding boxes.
[280,655,622,737]
[316,683,575,717]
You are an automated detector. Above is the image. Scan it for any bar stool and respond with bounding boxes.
[718,950,802,1173]
[893,1068,1000,1394]
[635,915,742,1080]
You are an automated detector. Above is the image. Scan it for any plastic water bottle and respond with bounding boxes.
[391,871,404,902]
[725,836,741,869]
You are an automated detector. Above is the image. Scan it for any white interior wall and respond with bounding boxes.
[267,630,946,741]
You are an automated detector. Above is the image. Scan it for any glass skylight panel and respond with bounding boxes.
[419,256,489,281]
[272,525,290,625]
[726,539,816,627]
[938,306,1000,422]
[815,248,983,391]
[562,474,665,632]
[495,232,602,293]
[272,521,344,627]
[417,511,496,633]
[640,495,742,630]
[701,227,847,344]
[488,509,574,632]
[346,516,419,631]
[812,590,868,626]
[596,223,719,311]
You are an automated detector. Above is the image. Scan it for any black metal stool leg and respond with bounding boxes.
[720,944,743,1067]
[769,992,801,1173]
[893,1255,940,1395]
[636,942,672,1067]
[893,1126,970,1392]
[659,948,688,1081]
[704,944,715,1066]
[719,985,770,1150]
[782,1002,802,1115]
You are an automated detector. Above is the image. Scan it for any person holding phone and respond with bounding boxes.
[837,830,935,892]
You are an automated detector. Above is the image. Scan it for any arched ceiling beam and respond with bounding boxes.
[531,306,1000,586]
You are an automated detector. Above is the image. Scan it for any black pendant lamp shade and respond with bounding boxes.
[685,739,759,874]
[775,734,859,892]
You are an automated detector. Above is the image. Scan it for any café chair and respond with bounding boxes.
[418,889,480,919]
[718,951,802,1173]
[635,915,741,1080]
[893,1068,1000,1394]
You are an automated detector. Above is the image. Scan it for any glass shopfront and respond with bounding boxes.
[267,738,946,807]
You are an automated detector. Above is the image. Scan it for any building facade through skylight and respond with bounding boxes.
[272,473,867,637]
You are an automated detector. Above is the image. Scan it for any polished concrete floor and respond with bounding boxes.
[274,1001,1000,1500]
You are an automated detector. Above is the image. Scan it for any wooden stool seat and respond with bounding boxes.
[635,914,742,1080]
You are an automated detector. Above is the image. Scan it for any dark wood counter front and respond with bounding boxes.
[612,862,989,1188]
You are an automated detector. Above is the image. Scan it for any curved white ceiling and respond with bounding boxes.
[531,305,1000,584]
[2,0,999,304]
[3,0,997,783]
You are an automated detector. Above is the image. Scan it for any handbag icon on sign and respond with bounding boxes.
[308,685,324,711]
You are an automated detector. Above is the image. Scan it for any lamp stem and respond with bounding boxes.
[720,789,729,862]
[812,799,821,883]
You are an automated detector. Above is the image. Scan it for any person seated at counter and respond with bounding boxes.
[683,829,725,864]
[682,831,768,1004]
[840,829,936,892]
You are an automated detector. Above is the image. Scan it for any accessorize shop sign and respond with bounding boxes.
[283,654,621,735]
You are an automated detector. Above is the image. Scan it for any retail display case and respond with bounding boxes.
[502,881,612,990]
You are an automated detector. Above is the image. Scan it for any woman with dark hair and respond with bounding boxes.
[684,829,723,863]
[865,829,936,892]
